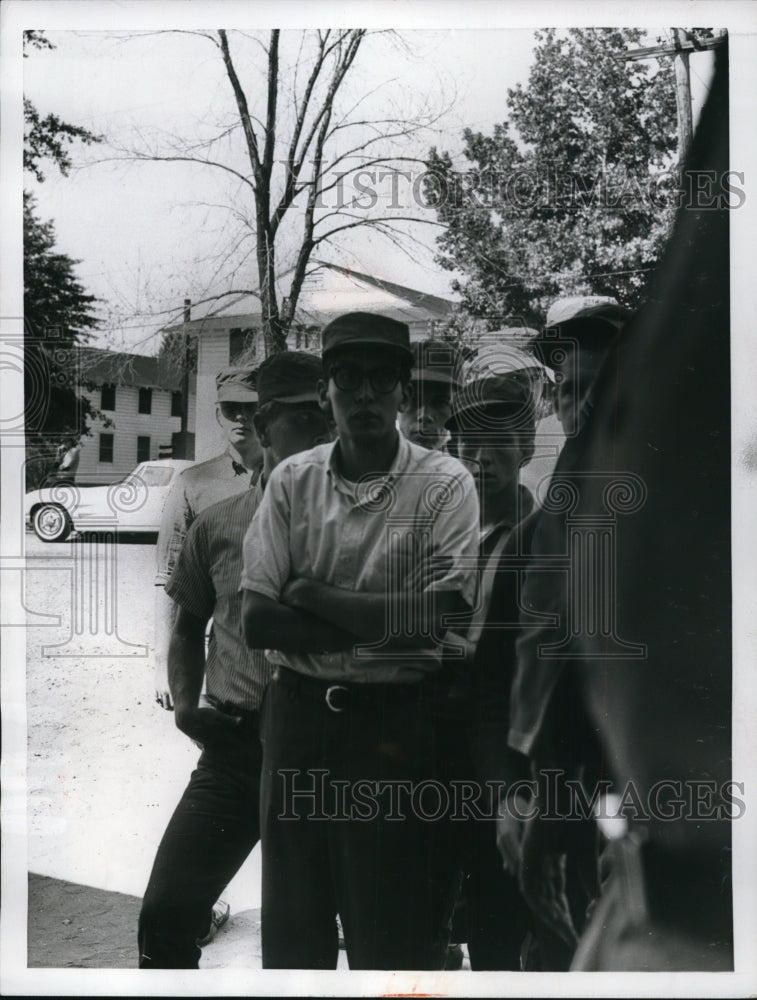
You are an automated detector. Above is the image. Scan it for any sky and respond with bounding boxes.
[4,4,729,355]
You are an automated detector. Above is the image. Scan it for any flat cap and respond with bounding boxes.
[447,373,536,432]
[321,311,412,360]
[257,350,322,406]
[410,340,461,386]
[215,365,259,403]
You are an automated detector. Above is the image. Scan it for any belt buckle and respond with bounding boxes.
[325,684,348,713]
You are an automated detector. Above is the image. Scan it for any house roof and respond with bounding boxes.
[164,265,457,336]
[315,263,454,317]
[79,348,185,391]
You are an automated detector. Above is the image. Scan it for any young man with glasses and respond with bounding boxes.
[139,352,332,968]
[240,311,480,970]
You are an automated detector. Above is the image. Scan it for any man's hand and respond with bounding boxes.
[403,555,453,593]
[496,810,524,877]
[154,662,174,711]
[174,697,242,746]
[155,585,179,711]
[518,816,579,949]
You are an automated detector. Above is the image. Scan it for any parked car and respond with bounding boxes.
[24,459,195,542]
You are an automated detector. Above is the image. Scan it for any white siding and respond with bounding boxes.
[77,385,196,483]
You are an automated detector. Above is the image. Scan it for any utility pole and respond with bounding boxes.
[623,29,725,165]
[671,28,693,165]
[181,297,191,435]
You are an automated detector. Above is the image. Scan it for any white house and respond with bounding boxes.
[76,348,197,484]
[168,264,458,461]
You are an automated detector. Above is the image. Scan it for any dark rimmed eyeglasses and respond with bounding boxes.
[329,364,402,395]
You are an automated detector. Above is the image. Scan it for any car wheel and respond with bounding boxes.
[32,504,72,543]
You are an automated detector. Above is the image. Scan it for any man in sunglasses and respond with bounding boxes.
[241,311,480,970]
[154,366,263,710]
[140,352,332,968]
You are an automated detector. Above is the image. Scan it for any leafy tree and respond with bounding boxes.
[426,28,678,327]
[24,193,102,488]
[24,31,103,489]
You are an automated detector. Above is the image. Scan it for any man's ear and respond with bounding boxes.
[397,380,412,414]
[214,403,223,430]
[253,412,270,448]
[317,379,332,416]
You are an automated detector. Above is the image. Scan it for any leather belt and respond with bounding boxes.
[274,665,425,714]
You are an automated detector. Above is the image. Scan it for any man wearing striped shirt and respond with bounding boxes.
[138,351,332,969]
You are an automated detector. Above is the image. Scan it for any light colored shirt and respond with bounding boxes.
[166,483,272,711]
[155,447,259,585]
[241,434,480,684]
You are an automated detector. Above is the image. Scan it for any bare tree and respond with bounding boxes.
[95,29,449,355]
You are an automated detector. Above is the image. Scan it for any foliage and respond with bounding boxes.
[23,32,102,182]
[425,28,678,327]
[24,31,103,488]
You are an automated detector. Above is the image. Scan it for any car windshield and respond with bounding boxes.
[130,467,174,487]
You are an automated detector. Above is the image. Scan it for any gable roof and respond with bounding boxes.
[315,262,454,318]
[79,348,185,391]
[164,265,457,335]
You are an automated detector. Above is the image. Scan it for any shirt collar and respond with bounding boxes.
[226,446,262,485]
[326,433,411,502]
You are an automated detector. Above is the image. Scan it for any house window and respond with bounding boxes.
[101,383,116,410]
[229,328,257,365]
[99,433,114,463]
[138,387,153,414]
[171,391,183,417]
[137,436,151,464]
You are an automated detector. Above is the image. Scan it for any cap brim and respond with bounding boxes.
[217,389,259,403]
[411,369,457,385]
[446,399,528,431]
[266,391,320,404]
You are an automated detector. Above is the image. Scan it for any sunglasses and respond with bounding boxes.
[330,364,402,395]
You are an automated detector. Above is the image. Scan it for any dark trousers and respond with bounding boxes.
[260,670,439,970]
[430,714,532,970]
[138,720,262,969]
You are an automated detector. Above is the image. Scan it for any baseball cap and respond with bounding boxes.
[321,312,412,361]
[544,296,632,330]
[215,365,259,403]
[446,373,536,432]
[529,296,632,367]
[257,351,323,406]
[410,340,461,386]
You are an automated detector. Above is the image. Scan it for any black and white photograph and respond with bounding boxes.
[2,1,756,996]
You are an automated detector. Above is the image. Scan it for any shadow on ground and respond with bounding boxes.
[27,873,263,969]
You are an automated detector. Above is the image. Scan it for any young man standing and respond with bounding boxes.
[153,365,264,710]
[474,296,632,969]
[432,371,540,970]
[241,312,479,970]
[398,339,460,451]
[138,352,332,969]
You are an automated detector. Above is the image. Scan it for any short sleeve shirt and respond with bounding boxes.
[155,448,259,585]
[240,435,480,684]
[166,484,272,711]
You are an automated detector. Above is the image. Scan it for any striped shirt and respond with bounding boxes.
[155,448,260,585]
[241,434,480,684]
[166,482,272,711]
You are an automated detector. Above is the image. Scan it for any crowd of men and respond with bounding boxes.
[137,48,732,973]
